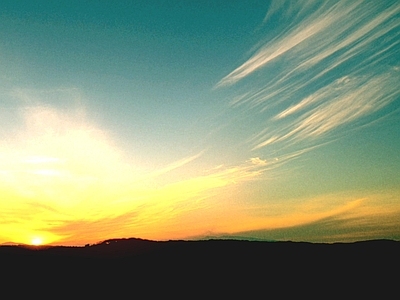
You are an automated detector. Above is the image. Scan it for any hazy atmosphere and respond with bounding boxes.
[1,0,399,246]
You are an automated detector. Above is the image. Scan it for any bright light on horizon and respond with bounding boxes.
[31,237,43,246]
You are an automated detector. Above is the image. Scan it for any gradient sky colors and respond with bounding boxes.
[1,0,399,246]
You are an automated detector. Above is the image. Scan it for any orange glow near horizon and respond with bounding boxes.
[1,106,399,246]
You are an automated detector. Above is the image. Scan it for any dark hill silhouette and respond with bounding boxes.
[2,237,399,264]
[1,238,398,297]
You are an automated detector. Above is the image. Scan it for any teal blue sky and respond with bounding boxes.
[1,1,399,245]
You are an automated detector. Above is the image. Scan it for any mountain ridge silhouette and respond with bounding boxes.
[1,237,399,258]
[1,237,398,296]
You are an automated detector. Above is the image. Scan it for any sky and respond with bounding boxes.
[1,0,399,246]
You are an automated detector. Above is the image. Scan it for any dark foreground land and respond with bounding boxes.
[1,238,399,296]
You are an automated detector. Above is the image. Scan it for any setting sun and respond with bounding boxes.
[31,238,43,246]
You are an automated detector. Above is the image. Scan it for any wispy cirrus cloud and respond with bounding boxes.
[252,72,399,150]
[217,0,399,88]
[216,0,400,154]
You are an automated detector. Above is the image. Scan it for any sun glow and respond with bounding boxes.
[31,237,43,246]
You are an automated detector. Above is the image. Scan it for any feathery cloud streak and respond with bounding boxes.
[217,0,400,151]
